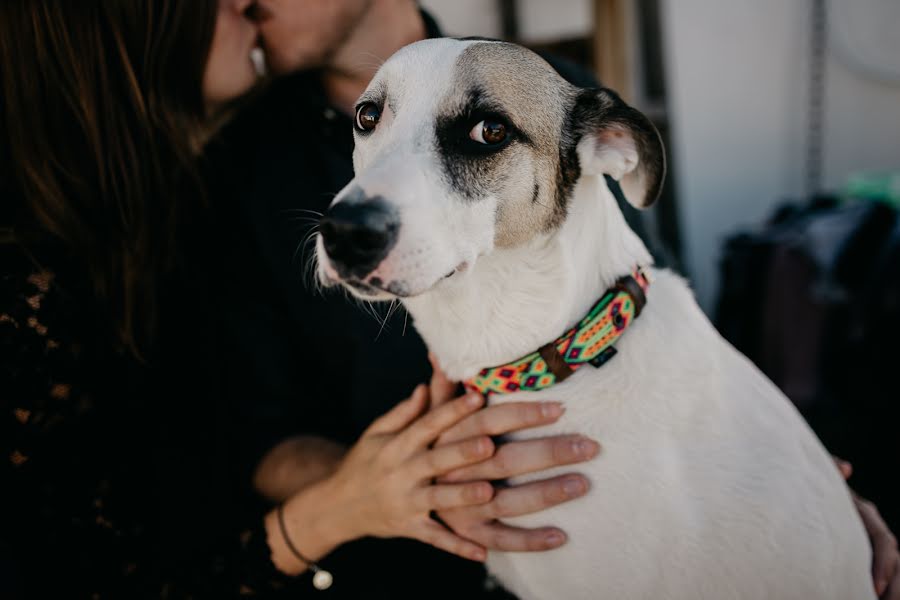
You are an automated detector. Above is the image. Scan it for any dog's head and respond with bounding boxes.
[316,38,664,300]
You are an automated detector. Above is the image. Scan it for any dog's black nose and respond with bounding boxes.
[320,197,399,278]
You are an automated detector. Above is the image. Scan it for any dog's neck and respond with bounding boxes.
[402,175,653,381]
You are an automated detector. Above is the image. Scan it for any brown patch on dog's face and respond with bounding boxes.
[434,42,577,247]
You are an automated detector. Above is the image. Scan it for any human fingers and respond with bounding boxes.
[833,455,853,480]
[447,520,568,552]
[428,352,459,408]
[442,436,599,483]
[365,385,428,436]
[884,574,900,600]
[438,402,565,446]
[409,437,495,479]
[476,474,590,519]
[393,392,484,454]
[411,481,494,512]
[856,495,900,597]
[414,518,487,562]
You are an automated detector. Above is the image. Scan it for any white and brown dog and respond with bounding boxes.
[315,38,873,600]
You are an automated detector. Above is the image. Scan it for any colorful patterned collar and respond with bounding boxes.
[463,268,650,396]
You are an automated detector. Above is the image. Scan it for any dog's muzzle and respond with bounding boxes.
[319,195,399,279]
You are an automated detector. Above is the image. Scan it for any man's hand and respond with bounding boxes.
[427,355,598,552]
[835,458,900,599]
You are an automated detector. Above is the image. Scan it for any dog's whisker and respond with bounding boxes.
[375,299,396,340]
[299,229,327,295]
[389,299,403,322]
[302,249,320,295]
[341,287,380,323]
[361,297,385,324]
[292,225,319,266]
[278,208,324,216]
[383,299,406,338]
[292,224,328,297]
[285,216,324,225]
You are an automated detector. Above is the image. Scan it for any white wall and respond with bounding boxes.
[662,0,900,311]
[418,0,592,43]
[418,0,501,38]
[518,0,592,43]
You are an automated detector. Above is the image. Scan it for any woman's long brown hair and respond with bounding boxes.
[0,0,218,357]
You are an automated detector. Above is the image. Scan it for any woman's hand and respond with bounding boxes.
[835,458,900,599]
[328,385,496,548]
[266,384,497,575]
[427,356,599,552]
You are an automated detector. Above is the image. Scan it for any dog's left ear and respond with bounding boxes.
[570,88,666,209]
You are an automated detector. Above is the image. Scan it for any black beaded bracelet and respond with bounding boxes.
[276,503,333,590]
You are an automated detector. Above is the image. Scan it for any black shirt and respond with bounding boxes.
[204,13,509,598]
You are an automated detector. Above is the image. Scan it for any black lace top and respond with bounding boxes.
[0,236,516,600]
[0,240,294,599]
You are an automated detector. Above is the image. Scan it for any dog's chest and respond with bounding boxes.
[481,326,736,596]
[476,276,873,600]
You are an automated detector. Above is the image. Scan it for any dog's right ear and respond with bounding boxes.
[570,88,666,209]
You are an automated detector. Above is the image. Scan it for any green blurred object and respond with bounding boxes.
[842,172,900,209]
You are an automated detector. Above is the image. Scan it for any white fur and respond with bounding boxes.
[315,40,500,298]
[411,175,874,600]
[317,39,875,599]
[403,173,650,380]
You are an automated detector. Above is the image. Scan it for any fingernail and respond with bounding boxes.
[466,393,483,407]
[471,548,487,561]
[563,477,587,497]
[573,437,600,458]
[468,482,491,501]
[545,531,566,546]
[542,402,564,418]
[876,579,887,596]
[474,438,492,456]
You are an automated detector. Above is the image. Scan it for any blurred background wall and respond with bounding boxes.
[420,0,900,309]
[664,0,900,308]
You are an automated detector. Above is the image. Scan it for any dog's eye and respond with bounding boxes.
[469,119,507,145]
[355,102,381,132]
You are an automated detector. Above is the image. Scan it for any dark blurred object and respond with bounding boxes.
[715,196,900,532]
